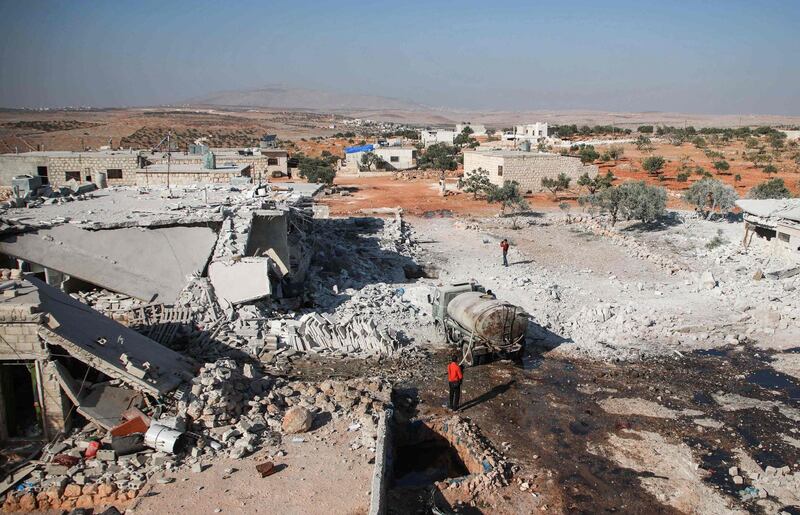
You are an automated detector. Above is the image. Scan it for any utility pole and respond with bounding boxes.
[166,131,171,193]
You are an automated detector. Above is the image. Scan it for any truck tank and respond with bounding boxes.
[446,292,528,346]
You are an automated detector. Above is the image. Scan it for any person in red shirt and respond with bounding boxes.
[500,239,510,267]
[447,353,463,410]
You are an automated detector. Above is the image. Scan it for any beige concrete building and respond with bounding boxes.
[0,150,143,188]
[153,148,289,178]
[463,150,598,193]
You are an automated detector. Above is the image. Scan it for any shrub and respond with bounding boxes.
[577,145,600,164]
[418,143,458,170]
[712,160,730,173]
[748,178,792,199]
[676,172,690,182]
[298,156,336,185]
[763,164,778,174]
[642,155,666,175]
[683,178,738,219]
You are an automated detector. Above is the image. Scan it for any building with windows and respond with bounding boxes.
[0,150,142,188]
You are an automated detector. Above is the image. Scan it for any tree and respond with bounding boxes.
[418,143,458,170]
[360,151,384,171]
[583,181,666,226]
[577,170,614,194]
[763,164,778,174]
[676,172,690,182]
[683,178,738,219]
[576,145,600,164]
[541,173,572,199]
[635,135,654,152]
[642,155,666,175]
[748,178,792,199]
[486,181,529,227]
[712,160,730,174]
[638,125,654,134]
[454,127,478,148]
[606,145,624,162]
[298,156,336,186]
[459,168,493,199]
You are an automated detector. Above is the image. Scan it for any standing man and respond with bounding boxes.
[447,353,463,411]
[500,238,510,267]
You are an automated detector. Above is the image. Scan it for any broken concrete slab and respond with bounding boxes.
[0,223,217,304]
[29,277,195,395]
[208,258,272,307]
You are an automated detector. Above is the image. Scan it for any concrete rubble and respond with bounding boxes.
[0,179,440,512]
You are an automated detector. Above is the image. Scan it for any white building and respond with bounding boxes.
[463,150,597,194]
[503,123,549,142]
[455,123,487,136]
[421,129,456,147]
[339,144,417,174]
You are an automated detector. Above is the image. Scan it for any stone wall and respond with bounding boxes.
[0,153,140,188]
[157,153,288,178]
[135,170,249,187]
[464,152,598,193]
[46,155,140,188]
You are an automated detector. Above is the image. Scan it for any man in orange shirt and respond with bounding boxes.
[447,353,463,411]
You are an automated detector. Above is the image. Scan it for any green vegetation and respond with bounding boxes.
[748,178,792,199]
[683,178,738,219]
[298,155,336,186]
[458,168,493,199]
[642,155,666,175]
[577,170,615,194]
[581,181,667,226]
[541,173,572,199]
[418,143,459,170]
[712,160,730,174]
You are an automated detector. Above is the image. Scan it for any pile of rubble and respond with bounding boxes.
[3,357,392,512]
[277,312,399,355]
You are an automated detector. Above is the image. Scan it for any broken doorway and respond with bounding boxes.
[0,361,44,440]
[36,166,49,186]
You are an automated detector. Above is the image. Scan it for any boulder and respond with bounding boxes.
[281,406,314,434]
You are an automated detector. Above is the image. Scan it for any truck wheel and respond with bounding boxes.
[461,344,475,367]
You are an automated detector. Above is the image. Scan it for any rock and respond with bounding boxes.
[64,483,82,498]
[700,271,717,289]
[729,466,739,476]
[733,475,743,485]
[282,406,314,434]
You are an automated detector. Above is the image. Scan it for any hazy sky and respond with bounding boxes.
[1,0,798,114]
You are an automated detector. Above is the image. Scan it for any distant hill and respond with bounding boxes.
[188,86,426,111]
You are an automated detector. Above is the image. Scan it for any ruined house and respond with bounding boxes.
[736,198,800,258]
[0,277,195,442]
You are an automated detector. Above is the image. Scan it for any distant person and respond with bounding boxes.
[500,239,510,267]
[447,353,463,411]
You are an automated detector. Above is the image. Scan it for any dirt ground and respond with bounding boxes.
[291,199,799,513]
[128,418,372,515]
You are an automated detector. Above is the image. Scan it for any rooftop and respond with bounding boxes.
[142,163,250,174]
[736,199,800,223]
[0,149,140,158]
[465,150,560,158]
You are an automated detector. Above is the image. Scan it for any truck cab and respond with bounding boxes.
[429,282,484,324]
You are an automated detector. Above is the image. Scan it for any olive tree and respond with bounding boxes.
[642,155,666,175]
[683,178,738,219]
[459,168,493,199]
[583,181,666,226]
[541,173,571,199]
[748,178,792,199]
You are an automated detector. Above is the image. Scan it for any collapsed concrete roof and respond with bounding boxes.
[22,277,196,396]
[0,223,217,303]
[736,199,800,226]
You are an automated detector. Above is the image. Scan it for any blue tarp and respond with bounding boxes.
[345,144,374,154]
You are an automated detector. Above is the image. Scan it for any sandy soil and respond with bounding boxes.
[129,419,372,515]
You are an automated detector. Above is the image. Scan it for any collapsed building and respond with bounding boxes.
[736,198,800,259]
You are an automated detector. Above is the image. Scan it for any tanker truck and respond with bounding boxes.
[429,282,528,366]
